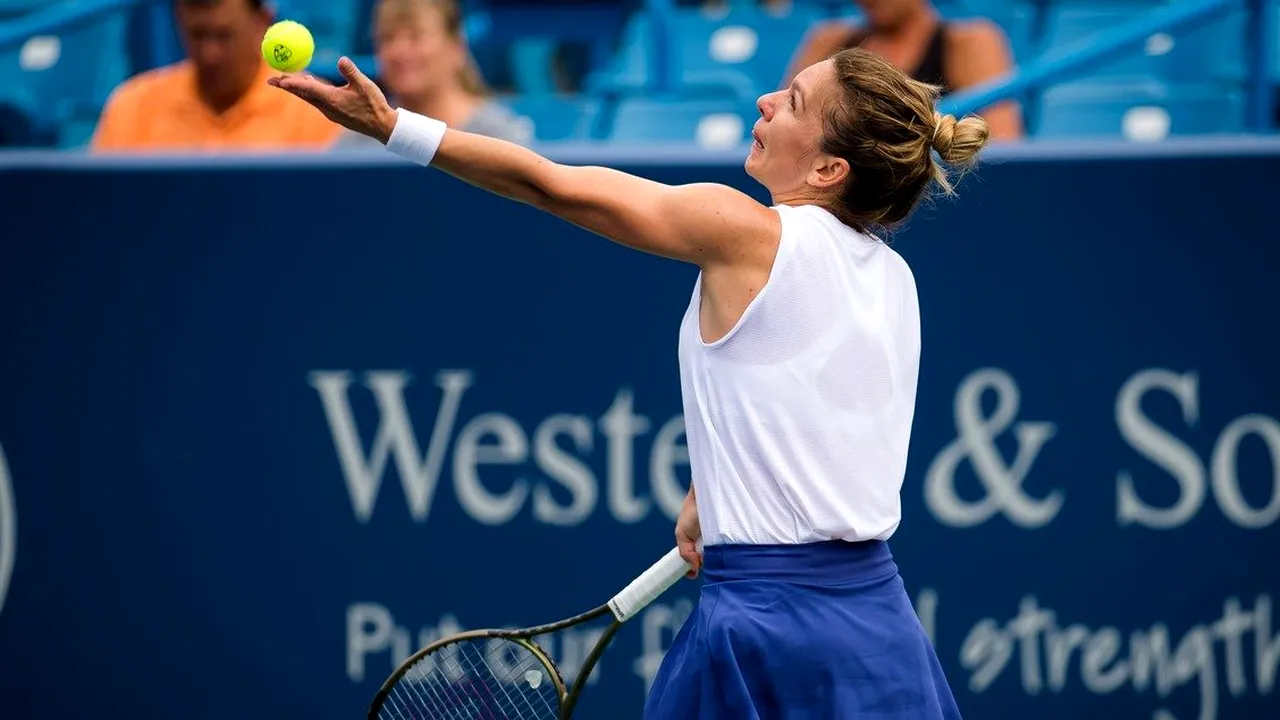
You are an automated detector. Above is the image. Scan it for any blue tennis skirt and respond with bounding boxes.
[643,540,962,720]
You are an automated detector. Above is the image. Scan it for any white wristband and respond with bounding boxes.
[385,108,447,166]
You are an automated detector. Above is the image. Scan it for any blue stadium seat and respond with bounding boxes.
[0,9,128,147]
[609,97,758,147]
[1270,0,1280,82]
[509,38,557,95]
[585,10,652,95]
[1036,81,1245,140]
[466,2,634,93]
[1038,2,1246,84]
[674,4,823,96]
[498,94,601,142]
[671,10,764,98]
[589,4,822,100]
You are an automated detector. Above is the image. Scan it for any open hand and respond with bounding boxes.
[268,56,399,143]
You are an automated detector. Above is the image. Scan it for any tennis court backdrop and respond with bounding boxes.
[0,140,1277,719]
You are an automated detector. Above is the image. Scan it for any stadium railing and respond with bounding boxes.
[938,0,1275,132]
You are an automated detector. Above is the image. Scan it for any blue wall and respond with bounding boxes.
[0,140,1278,719]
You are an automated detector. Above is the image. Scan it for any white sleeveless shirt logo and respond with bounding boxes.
[678,204,921,546]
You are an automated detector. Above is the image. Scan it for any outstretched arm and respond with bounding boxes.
[430,130,776,265]
[271,58,779,267]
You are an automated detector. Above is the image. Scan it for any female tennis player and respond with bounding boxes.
[271,47,985,719]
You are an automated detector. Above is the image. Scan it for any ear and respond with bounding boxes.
[808,153,849,190]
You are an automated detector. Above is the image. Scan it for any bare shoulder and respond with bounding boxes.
[674,183,778,232]
[671,183,780,264]
[676,182,771,211]
[947,18,1012,51]
[944,18,1016,86]
[103,62,186,105]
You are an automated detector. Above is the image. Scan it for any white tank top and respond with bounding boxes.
[678,203,921,546]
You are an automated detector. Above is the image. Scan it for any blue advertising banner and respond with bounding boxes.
[0,140,1278,720]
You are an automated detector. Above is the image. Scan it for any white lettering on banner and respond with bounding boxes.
[1211,416,1280,528]
[601,390,650,524]
[915,587,939,646]
[315,367,1277,530]
[347,602,415,681]
[633,598,693,693]
[310,371,689,526]
[1116,370,1204,529]
[925,368,1062,528]
[0,441,15,618]
[1116,369,1280,530]
[453,413,529,525]
[531,415,596,526]
[346,602,688,689]
[650,418,691,520]
[954,592,1280,720]
[347,592,1278,718]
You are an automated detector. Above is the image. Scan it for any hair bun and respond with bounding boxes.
[931,112,989,167]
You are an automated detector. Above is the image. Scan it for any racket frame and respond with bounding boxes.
[368,548,689,720]
[366,603,620,720]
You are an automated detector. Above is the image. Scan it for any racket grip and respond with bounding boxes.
[607,548,691,622]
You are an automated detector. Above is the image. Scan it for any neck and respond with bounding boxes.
[399,86,481,127]
[196,62,258,115]
[770,187,824,208]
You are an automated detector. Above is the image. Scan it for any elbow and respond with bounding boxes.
[527,163,581,212]
[495,166,560,210]
[524,182,559,211]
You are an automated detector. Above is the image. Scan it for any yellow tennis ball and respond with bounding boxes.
[261,20,314,73]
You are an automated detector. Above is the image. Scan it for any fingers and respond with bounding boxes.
[267,74,331,103]
[677,538,702,579]
[337,56,375,92]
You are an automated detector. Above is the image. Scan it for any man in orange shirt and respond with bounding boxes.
[91,0,338,152]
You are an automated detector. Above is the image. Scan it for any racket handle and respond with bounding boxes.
[607,547,691,622]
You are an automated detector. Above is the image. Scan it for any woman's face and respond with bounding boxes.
[746,60,835,196]
[374,6,464,99]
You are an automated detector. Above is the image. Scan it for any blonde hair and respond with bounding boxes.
[373,0,488,97]
[821,48,990,232]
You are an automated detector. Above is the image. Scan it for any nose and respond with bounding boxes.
[756,91,776,121]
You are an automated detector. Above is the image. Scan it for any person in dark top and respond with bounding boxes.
[784,0,1022,140]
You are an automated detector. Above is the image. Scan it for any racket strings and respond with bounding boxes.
[375,638,561,719]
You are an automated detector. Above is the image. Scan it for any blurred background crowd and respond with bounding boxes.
[0,0,1272,153]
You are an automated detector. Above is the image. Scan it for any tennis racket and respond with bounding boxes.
[367,547,691,720]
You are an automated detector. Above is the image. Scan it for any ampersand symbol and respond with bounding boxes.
[925,368,1063,528]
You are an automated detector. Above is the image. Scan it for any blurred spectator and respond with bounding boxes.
[784,0,1022,140]
[332,0,531,150]
[90,0,338,152]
